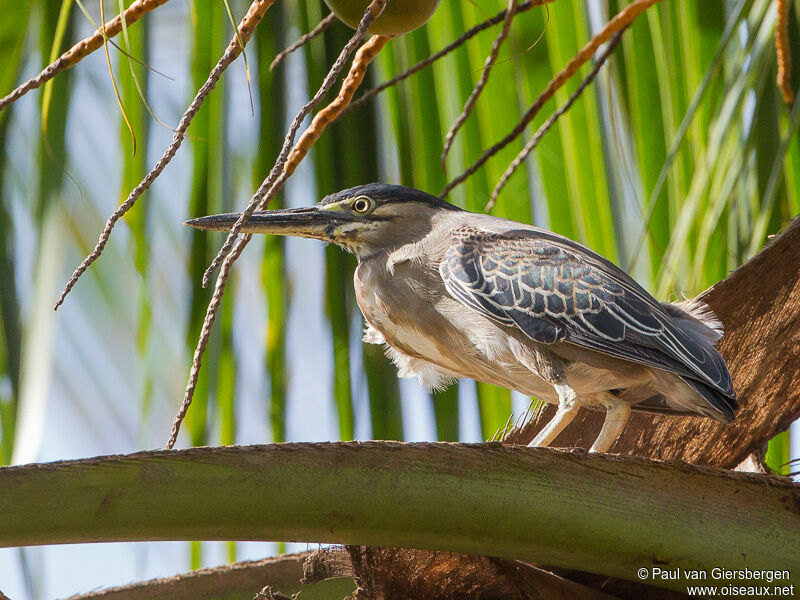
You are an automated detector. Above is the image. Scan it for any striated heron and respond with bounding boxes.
[187,183,737,452]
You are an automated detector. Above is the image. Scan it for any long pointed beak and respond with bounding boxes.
[184,206,350,240]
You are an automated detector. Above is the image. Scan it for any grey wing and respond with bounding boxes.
[439,228,735,401]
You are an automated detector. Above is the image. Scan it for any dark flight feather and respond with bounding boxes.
[439,227,736,419]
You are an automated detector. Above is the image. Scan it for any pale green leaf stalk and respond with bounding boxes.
[1,443,797,593]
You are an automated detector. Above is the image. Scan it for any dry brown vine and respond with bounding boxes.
[270,12,338,72]
[0,0,172,112]
[285,35,390,174]
[440,0,664,198]
[55,0,275,310]
[168,1,391,449]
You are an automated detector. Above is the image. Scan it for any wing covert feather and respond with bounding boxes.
[439,227,735,398]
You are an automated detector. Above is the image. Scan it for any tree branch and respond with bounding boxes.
[1,443,797,592]
[65,554,307,600]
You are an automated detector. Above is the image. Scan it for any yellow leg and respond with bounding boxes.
[529,383,579,447]
[590,396,631,453]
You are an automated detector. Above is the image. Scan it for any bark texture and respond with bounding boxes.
[303,547,616,600]
[65,554,307,600]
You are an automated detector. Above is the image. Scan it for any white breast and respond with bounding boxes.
[362,322,457,392]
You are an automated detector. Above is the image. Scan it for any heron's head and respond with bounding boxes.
[185,183,461,259]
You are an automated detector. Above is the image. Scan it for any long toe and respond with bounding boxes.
[589,399,631,453]
[529,383,580,447]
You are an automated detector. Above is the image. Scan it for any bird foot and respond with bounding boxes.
[589,397,631,453]
[528,383,579,447]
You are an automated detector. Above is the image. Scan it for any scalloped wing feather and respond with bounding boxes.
[439,227,736,412]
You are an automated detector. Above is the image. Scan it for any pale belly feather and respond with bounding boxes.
[353,255,646,406]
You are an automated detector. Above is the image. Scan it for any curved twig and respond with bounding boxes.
[775,0,794,106]
[440,0,663,199]
[167,234,250,450]
[486,27,626,210]
[286,36,390,174]
[54,0,275,310]
[170,2,390,450]
[0,0,171,112]
[440,0,519,173]
[200,1,388,289]
[343,0,550,117]
[271,13,338,72]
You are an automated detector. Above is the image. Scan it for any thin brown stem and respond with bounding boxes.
[167,234,250,450]
[775,0,794,106]
[171,0,390,449]
[200,0,388,289]
[270,12,338,72]
[0,0,171,112]
[440,0,663,199]
[54,0,275,310]
[440,0,518,173]
[285,35,390,174]
[487,27,626,211]
[343,0,551,117]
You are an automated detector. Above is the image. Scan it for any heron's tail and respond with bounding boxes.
[662,297,723,345]
[682,377,739,423]
[663,297,738,421]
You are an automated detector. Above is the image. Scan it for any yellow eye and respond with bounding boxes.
[352,196,373,214]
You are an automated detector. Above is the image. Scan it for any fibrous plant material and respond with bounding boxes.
[200,0,390,289]
[339,547,616,600]
[440,0,664,199]
[775,0,795,106]
[343,0,550,116]
[168,1,390,450]
[64,554,308,600]
[270,13,338,72]
[54,0,275,310]
[0,0,171,112]
[285,35,390,174]
[440,0,519,173]
[486,28,626,210]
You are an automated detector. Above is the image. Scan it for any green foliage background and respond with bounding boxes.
[0,0,797,590]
